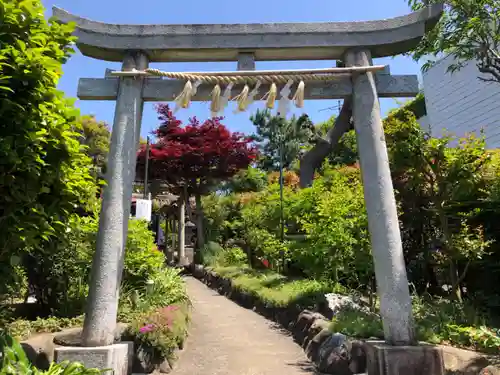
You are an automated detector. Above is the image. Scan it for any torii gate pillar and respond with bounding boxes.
[345,48,445,375]
[345,49,415,345]
[82,51,149,347]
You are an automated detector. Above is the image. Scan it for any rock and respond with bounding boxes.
[480,366,500,375]
[324,293,371,317]
[22,333,55,370]
[440,345,492,375]
[52,328,84,346]
[192,264,205,278]
[348,340,367,374]
[293,310,325,344]
[303,318,330,349]
[306,328,332,362]
[307,319,330,342]
[132,347,154,374]
[316,333,367,375]
[158,359,172,373]
[318,333,351,374]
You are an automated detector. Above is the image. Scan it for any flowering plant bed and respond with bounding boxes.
[127,302,191,372]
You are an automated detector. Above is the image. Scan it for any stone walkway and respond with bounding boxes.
[171,276,317,375]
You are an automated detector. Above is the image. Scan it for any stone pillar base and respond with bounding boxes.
[54,342,133,375]
[366,340,445,375]
[178,256,189,266]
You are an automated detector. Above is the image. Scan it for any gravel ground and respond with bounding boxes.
[171,276,317,375]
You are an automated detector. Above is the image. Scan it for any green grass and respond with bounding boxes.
[210,265,341,309]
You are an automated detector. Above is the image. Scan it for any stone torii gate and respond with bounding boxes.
[53,5,444,374]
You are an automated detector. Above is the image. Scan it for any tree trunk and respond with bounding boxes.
[195,193,205,250]
[299,97,353,188]
[449,260,463,302]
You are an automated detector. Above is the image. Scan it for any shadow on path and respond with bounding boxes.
[171,276,318,375]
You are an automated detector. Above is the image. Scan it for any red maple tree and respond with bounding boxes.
[136,104,258,247]
[137,104,257,188]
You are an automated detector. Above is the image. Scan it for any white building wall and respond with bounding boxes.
[417,114,431,133]
[422,55,500,148]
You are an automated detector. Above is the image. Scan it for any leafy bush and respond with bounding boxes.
[219,247,248,266]
[6,316,84,341]
[291,167,372,286]
[198,241,225,266]
[6,267,190,345]
[119,267,189,322]
[20,216,163,317]
[0,0,98,301]
[330,307,383,339]
[206,246,248,267]
[0,333,105,374]
[203,165,371,284]
[330,295,500,354]
[119,267,191,368]
[123,219,165,290]
[23,215,96,316]
[244,228,289,268]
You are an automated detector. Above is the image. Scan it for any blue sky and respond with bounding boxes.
[42,0,423,138]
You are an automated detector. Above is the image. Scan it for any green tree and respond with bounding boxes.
[385,108,494,301]
[409,0,500,83]
[78,115,110,176]
[0,0,98,303]
[221,166,268,194]
[250,110,315,171]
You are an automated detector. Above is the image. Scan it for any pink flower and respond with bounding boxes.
[139,324,155,333]
[160,305,179,316]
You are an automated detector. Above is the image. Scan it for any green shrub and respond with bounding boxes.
[0,333,105,374]
[203,245,248,267]
[123,219,165,290]
[8,268,190,342]
[118,267,189,322]
[0,0,99,304]
[23,215,96,316]
[329,295,500,354]
[21,216,163,317]
[219,247,248,266]
[330,308,383,339]
[244,228,289,267]
[5,316,84,341]
[198,241,225,266]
